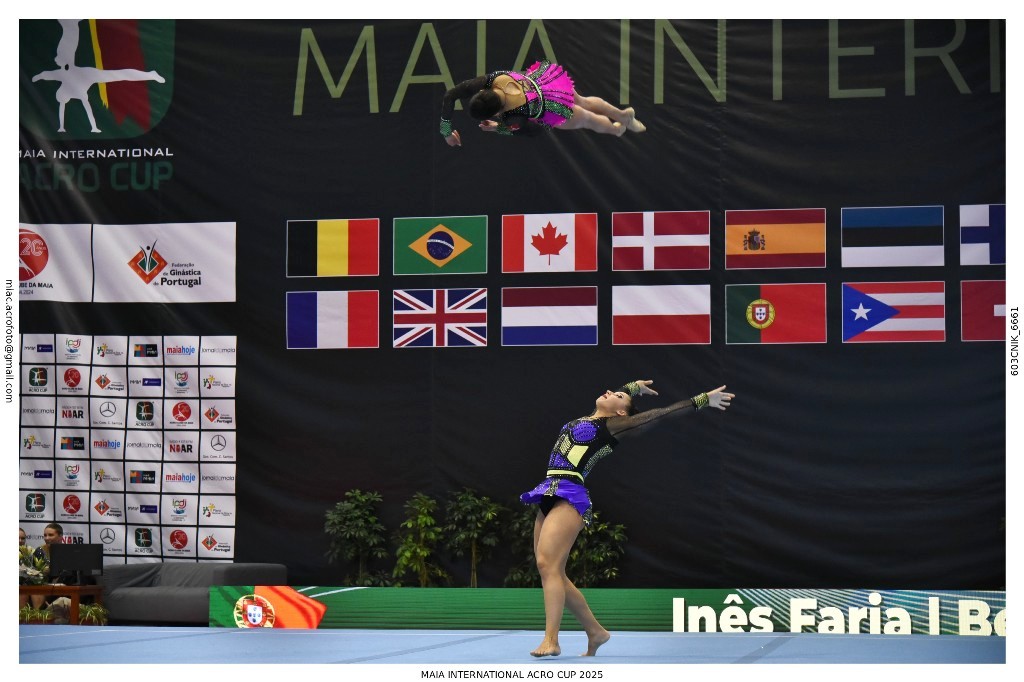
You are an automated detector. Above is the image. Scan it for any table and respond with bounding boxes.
[19,584,104,624]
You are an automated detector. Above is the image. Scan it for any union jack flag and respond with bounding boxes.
[393,288,488,348]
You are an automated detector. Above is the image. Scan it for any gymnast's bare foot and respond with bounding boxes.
[582,628,611,656]
[623,107,646,133]
[612,121,625,137]
[530,639,561,657]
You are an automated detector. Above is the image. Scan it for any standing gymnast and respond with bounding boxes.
[520,380,734,657]
[439,60,646,145]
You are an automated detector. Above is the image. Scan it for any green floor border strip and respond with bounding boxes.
[211,587,1007,634]
[211,587,733,630]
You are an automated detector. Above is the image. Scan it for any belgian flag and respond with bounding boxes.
[287,219,379,277]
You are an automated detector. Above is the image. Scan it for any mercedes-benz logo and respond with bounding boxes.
[99,402,116,417]
[99,527,115,544]
[211,435,227,451]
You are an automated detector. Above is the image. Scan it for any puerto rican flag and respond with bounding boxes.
[842,281,945,343]
[393,288,487,348]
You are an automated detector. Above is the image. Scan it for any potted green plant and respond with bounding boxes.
[78,602,109,626]
[566,510,628,587]
[324,489,390,586]
[18,605,53,624]
[443,488,506,587]
[393,492,449,587]
[19,546,48,585]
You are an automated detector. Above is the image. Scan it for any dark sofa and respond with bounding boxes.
[98,562,288,624]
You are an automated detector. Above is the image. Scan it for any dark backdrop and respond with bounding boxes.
[19,19,1005,588]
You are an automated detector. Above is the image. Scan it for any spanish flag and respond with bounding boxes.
[287,219,379,277]
[725,209,826,269]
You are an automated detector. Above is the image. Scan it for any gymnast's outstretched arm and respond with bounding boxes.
[439,75,488,138]
[606,384,733,439]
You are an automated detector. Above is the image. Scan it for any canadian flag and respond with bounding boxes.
[502,213,597,272]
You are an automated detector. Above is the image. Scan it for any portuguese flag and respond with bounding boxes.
[726,283,827,344]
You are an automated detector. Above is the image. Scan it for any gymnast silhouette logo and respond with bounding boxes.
[27,19,172,136]
[128,239,168,284]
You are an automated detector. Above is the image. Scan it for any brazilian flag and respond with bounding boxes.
[393,216,488,275]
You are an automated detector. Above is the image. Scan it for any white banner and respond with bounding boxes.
[21,396,56,426]
[22,364,54,395]
[90,429,126,460]
[19,224,93,302]
[164,433,200,462]
[128,336,163,365]
[200,463,236,494]
[198,495,236,526]
[125,429,165,461]
[124,494,162,525]
[200,336,237,365]
[127,398,162,429]
[21,428,54,458]
[89,494,125,523]
[127,367,164,397]
[199,366,236,397]
[55,493,89,523]
[164,399,199,429]
[55,460,91,491]
[125,464,162,493]
[200,399,235,430]
[21,459,55,490]
[55,428,89,458]
[200,431,236,462]
[21,491,52,522]
[198,527,234,558]
[92,524,126,555]
[163,336,200,365]
[92,335,129,366]
[163,464,200,493]
[56,398,89,427]
[93,223,236,303]
[20,334,56,363]
[162,527,197,557]
[55,334,92,364]
[164,367,199,398]
[56,365,90,396]
[90,366,127,396]
[127,525,163,557]
[90,398,127,428]
[162,494,198,525]
[91,462,125,491]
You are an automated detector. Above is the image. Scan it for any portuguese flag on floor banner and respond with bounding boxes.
[726,283,827,344]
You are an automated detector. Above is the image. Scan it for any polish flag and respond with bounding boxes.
[612,285,711,345]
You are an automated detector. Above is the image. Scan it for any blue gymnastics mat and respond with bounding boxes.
[19,624,1004,665]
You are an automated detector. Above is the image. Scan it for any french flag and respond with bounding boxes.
[286,290,379,349]
[502,213,597,272]
[501,287,598,346]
